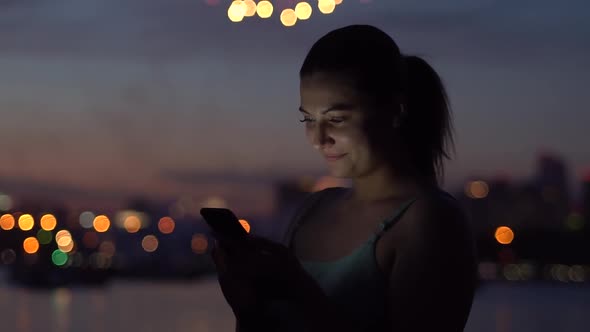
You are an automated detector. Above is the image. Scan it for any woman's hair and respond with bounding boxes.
[300,25,454,185]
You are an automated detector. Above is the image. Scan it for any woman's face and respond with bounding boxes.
[299,73,387,178]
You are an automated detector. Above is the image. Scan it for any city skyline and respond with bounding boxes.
[1,0,589,215]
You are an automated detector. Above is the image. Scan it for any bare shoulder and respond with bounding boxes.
[403,189,474,254]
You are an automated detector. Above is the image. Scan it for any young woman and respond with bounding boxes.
[211,24,477,332]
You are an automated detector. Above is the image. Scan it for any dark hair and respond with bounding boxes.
[300,25,454,185]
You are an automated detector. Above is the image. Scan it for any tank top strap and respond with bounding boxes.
[282,187,342,246]
[373,197,418,240]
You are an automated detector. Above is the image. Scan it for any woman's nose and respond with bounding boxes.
[309,123,333,150]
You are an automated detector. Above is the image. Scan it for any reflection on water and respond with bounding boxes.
[0,277,588,332]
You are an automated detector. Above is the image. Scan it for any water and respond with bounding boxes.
[0,277,588,332]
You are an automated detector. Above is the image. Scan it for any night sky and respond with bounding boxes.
[1,0,588,216]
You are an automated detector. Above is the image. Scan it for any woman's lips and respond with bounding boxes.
[325,153,347,161]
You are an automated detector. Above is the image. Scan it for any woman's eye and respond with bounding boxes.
[299,117,313,123]
[329,117,345,123]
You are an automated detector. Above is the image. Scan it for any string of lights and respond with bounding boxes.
[223,0,344,26]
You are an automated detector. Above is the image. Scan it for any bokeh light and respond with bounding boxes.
[256,0,273,18]
[335,0,343,4]
[79,211,96,229]
[280,8,297,26]
[52,249,68,266]
[82,231,99,249]
[0,214,15,230]
[56,230,74,253]
[244,0,256,16]
[465,180,489,199]
[23,237,40,254]
[318,0,336,14]
[158,217,175,234]
[99,241,116,257]
[1,249,16,265]
[228,0,247,22]
[495,226,515,245]
[37,229,53,245]
[40,214,57,231]
[0,193,12,211]
[191,234,209,254]
[18,214,34,231]
[93,215,110,233]
[295,2,312,20]
[239,219,251,233]
[201,196,228,209]
[142,235,159,252]
[124,215,142,233]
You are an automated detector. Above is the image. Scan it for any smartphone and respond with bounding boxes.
[200,207,248,241]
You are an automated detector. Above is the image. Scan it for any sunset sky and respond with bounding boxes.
[0,0,588,216]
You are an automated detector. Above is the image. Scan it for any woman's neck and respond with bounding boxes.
[348,166,433,203]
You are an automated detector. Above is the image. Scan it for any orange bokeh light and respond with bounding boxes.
[40,214,57,231]
[191,234,209,254]
[239,219,251,233]
[124,215,141,233]
[142,235,159,252]
[495,226,514,245]
[23,237,40,254]
[93,215,110,233]
[0,214,15,230]
[158,217,175,234]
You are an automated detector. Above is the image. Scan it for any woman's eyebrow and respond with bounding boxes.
[298,103,357,114]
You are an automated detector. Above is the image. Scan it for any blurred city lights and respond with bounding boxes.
[52,249,69,266]
[18,214,34,231]
[56,230,75,253]
[158,216,175,234]
[295,2,312,20]
[335,0,343,4]
[465,180,489,199]
[191,234,209,254]
[93,215,110,233]
[142,235,159,252]
[0,214,15,230]
[228,0,247,22]
[40,214,57,231]
[99,240,116,257]
[82,231,99,249]
[280,8,297,26]
[124,215,141,233]
[37,229,53,245]
[495,226,514,245]
[23,237,40,254]
[0,193,13,211]
[239,219,251,233]
[201,196,228,209]
[1,249,16,265]
[244,0,256,16]
[79,211,96,229]
[318,0,336,14]
[256,1,273,18]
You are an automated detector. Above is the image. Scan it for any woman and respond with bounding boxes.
[211,24,477,332]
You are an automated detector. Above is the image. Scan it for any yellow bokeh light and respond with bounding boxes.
[40,214,57,231]
[191,234,209,254]
[318,0,336,14]
[239,219,251,233]
[93,215,110,233]
[256,0,273,18]
[495,226,514,245]
[158,217,175,234]
[228,0,247,22]
[18,214,34,231]
[244,0,256,17]
[0,214,15,230]
[124,215,141,233]
[23,237,39,254]
[142,235,159,253]
[295,2,312,20]
[280,8,297,27]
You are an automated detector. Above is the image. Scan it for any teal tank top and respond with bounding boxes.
[251,187,418,331]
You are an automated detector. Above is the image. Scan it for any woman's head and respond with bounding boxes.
[299,24,454,185]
